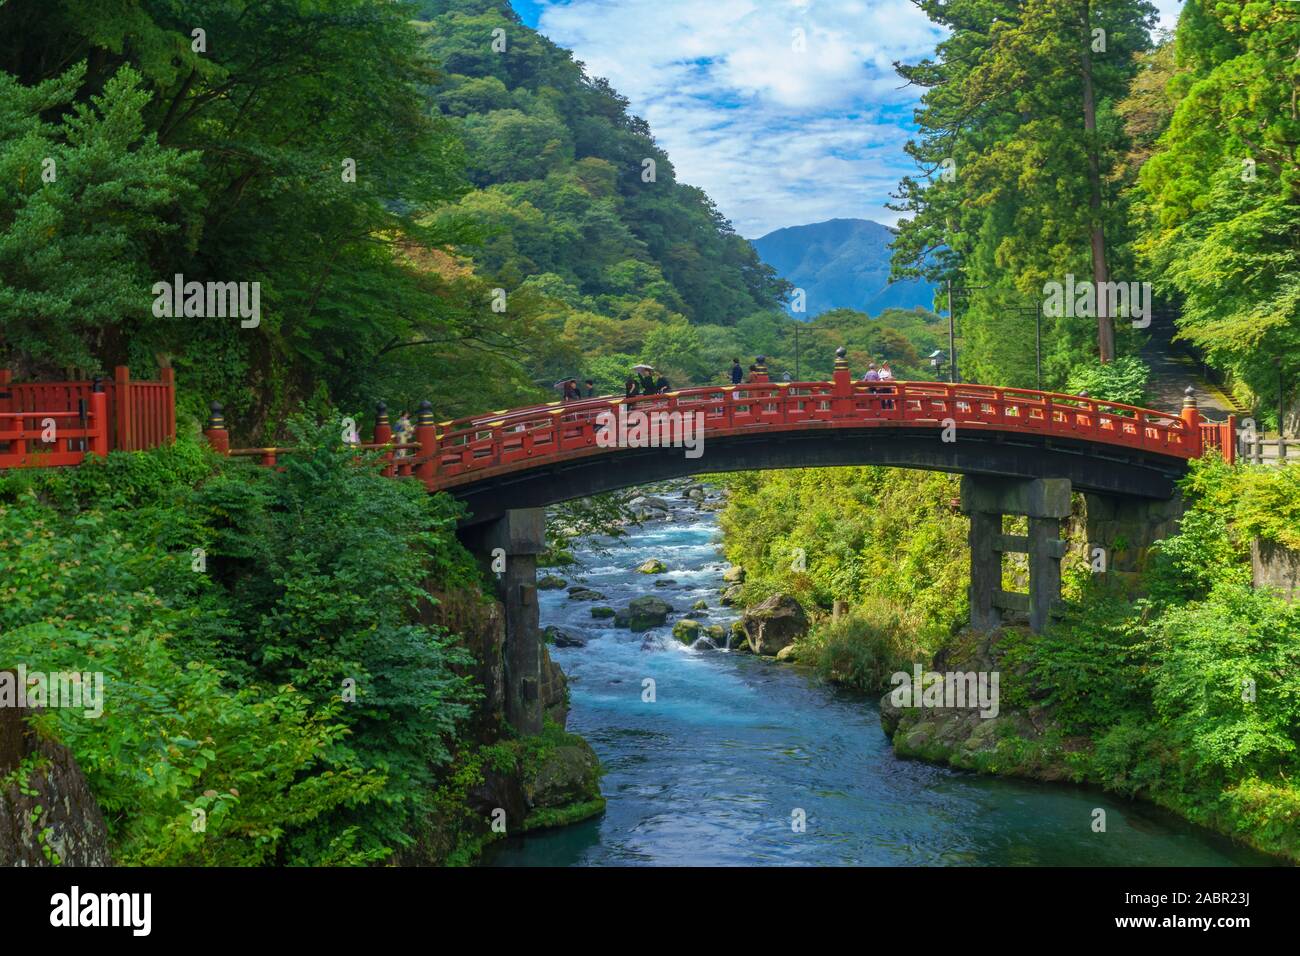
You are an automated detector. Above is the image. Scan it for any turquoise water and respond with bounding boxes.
[484,490,1272,867]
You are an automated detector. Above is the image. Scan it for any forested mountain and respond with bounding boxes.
[752,219,938,317]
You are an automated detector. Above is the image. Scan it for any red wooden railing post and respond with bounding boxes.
[161,366,176,444]
[1181,386,1202,457]
[204,401,230,455]
[0,369,11,416]
[1224,414,1237,465]
[832,346,852,394]
[373,401,394,477]
[89,381,109,458]
[832,346,852,417]
[415,399,437,486]
[114,365,132,451]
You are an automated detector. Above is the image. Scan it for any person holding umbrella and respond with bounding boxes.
[633,364,657,397]
[555,378,581,402]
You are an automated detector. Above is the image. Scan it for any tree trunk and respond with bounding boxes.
[1080,1,1114,363]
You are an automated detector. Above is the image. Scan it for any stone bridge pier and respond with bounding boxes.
[458,508,546,735]
[961,476,1071,633]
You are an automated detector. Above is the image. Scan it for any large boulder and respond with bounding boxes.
[740,593,808,656]
[524,737,603,810]
[719,584,743,606]
[567,588,605,601]
[590,606,615,619]
[637,558,668,574]
[622,596,673,631]
[722,565,745,584]
[671,619,701,644]
[537,575,567,590]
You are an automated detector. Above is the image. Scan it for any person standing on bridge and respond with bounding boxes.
[635,365,657,397]
[393,410,413,457]
[730,358,743,385]
[878,362,894,382]
[862,363,880,382]
[625,376,640,398]
[585,379,595,398]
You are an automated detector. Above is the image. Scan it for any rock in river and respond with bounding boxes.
[740,593,808,656]
[618,595,672,631]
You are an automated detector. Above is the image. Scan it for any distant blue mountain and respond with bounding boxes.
[752,218,938,318]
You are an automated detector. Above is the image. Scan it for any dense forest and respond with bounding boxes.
[891,0,1298,428]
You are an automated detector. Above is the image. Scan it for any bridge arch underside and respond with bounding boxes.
[447,426,1187,526]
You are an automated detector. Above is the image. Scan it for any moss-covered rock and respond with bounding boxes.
[637,558,667,574]
[672,619,701,644]
[537,575,567,590]
[590,606,615,619]
[621,595,672,631]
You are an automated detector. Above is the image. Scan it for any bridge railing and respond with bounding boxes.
[427,375,1214,486]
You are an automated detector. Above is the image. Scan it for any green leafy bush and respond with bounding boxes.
[0,423,485,864]
[1065,355,1150,406]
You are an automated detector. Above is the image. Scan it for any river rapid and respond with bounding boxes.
[484,486,1270,867]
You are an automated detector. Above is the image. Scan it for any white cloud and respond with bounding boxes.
[532,0,1184,238]
[535,0,943,237]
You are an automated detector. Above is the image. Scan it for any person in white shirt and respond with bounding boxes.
[878,362,894,381]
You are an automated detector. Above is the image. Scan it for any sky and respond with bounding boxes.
[510,1,1186,239]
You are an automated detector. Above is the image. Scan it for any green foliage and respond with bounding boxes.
[802,599,936,693]
[1136,1,1300,427]
[0,427,483,864]
[0,62,200,370]
[891,0,1158,386]
[1065,356,1150,406]
[717,466,969,632]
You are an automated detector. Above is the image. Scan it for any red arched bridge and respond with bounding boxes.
[0,357,1240,733]
[2,359,1236,517]
[198,356,1232,523]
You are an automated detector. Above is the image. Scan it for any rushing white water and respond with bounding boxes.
[485,487,1270,867]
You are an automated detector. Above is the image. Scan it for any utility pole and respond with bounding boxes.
[1036,301,1042,391]
[945,282,985,385]
[946,279,956,384]
[794,323,801,381]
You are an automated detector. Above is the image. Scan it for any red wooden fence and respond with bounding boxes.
[0,367,175,468]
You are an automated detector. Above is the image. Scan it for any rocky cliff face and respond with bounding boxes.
[418,586,602,863]
[0,689,111,866]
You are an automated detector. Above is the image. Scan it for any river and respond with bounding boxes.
[484,485,1270,867]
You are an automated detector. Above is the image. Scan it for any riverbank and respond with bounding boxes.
[711,463,1300,866]
[878,622,1298,864]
